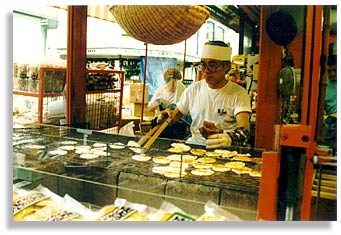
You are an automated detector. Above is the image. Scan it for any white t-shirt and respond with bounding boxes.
[148,80,186,108]
[148,86,176,107]
[177,79,251,145]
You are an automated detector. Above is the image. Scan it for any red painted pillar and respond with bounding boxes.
[66,6,87,127]
[254,5,282,151]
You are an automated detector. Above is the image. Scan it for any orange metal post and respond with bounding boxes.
[300,142,316,220]
[279,124,312,149]
[257,151,281,220]
[299,6,323,220]
[279,124,316,220]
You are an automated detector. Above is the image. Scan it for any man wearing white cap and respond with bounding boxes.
[158,41,251,148]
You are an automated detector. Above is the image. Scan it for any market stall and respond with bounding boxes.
[12,5,337,221]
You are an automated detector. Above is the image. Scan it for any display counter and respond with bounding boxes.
[13,124,264,221]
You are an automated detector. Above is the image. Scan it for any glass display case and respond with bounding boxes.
[13,124,264,221]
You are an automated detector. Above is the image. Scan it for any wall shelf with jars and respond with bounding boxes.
[13,65,67,126]
[13,65,124,132]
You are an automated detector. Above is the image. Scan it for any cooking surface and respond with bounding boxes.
[13,125,263,194]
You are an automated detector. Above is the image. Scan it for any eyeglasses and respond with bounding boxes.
[198,61,224,72]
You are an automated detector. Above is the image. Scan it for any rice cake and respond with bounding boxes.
[127,141,142,153]
[171,143,191,151]
[232,167,252,175]
[166,154,182,161]
[224,161,245,169]
[152,156,171,164]
[190,148,207,156]
[109,142,125,149]
[168,143,191,153]
[48,149,68,156]
[75,148,92,154]
[205,151,222,157]
[192,162,213,169]
[249,170,262,177]
[181,155,198,163]
[79,153,99,160]
[93,142,107,148]
[215,150,238,158]
[58,145,75,151]
[232,156,253,162]
[197,157,216,164]
[211,164,231,172]
[164,171,187,178]
[131,154,151,162]
[169,161,190,169]
[191,168,214,176]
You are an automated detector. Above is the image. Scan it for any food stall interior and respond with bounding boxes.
[12,5,337,221]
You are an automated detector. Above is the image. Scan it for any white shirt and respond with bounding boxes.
[177,79,251,145]
[148,86,176,107]
[148,80,186,108]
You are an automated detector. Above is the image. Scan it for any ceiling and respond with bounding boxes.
[205,5,260,32]
[53,5,260,33]
[238,5,261,24]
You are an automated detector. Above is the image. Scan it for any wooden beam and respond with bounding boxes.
[238,5,260,25]
[66,6,87,127]
[254,5,282,150]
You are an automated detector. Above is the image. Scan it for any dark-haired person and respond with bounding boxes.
[324,54,337,149]
[157,41,251,148]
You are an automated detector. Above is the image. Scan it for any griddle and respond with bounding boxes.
[13,124,263,195]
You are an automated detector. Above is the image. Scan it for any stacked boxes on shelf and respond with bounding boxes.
[128,83,154,117]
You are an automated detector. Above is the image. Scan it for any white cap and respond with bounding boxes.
[201,44,232,61]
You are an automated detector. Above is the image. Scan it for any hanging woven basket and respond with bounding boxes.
[109,5,210,45]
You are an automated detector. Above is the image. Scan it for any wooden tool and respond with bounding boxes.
[137,123,161,146]
[139,116,173,150]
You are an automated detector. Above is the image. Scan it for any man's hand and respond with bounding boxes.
[206,133,232,149]
[199,121,223,139]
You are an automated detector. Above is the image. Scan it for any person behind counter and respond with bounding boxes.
[148,67,190,140]
[324,54,337,148]
[147,68,185,113]
[157,41,252,149]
